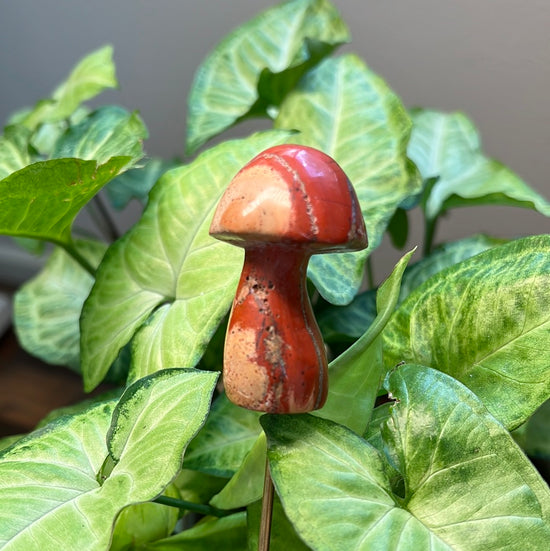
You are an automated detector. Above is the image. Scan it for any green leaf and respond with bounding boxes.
[0,369,217,551]
[0,156,130,245]
[186,0,349,153]
[20,45,117,130]
[0,106,144,247]
[263,371,550,551]
[316,249,415,434]
[35,388,123,429]
[105,157,179,210]
[386,207,409,249]
[262,414,452,550]
[184,394,261,477]
[0,125,31,181]
[107,369,218,475]
[210,432,266,510]
[318,234,502,342]
[80,130,291,391]
[247,497,311,551]
[275,54,421,304]
[52,105,147,165]
[518,399,550,460]
[110,485,180,551]
[143,513,247,551]
[384,364,550,550]
[383,235,550,429]
[0,399,117,550]
[173,469,228,507]
[317,288,377,343]
[397,234,504,303]
[30,107,90,156]
[13,240,107,371]
[408,109,550,220]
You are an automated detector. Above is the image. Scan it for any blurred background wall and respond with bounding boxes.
[0,0,548,283]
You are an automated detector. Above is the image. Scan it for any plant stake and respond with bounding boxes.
[209,144,368,549]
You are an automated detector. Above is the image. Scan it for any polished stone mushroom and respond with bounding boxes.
[210,144,368,413]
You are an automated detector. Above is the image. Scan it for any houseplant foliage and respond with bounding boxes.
[0,0,549,548]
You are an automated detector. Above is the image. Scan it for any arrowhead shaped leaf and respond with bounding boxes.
[0,398,116,550]
[14,240,107,371]
[383,234,550,429]
[275,54,421,304]
[408,109,550,220]
[383,364,550,550]
[20,45,117,131]
[262,414,452,550]
[263,367,550,551]
[186,0,350,153]
[0,156,130,245]
[81,130,291,391]
[0,369,217,551]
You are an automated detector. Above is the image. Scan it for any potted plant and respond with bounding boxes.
[1,0,549,549]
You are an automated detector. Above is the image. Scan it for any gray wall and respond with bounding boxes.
[1,0,549,280]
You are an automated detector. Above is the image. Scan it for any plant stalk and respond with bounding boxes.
[259,457,274,551]
[423,215,438,257]
[60,240,96,276]
[88,194,120,242]
[153,496,234,518]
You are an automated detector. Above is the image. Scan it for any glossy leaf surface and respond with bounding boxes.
[276,54,421,303]
[383,365,550,550]
[408,109,550,220]
[263,413,451,551]
[263,366,550,550]
[81,131,290,390]
[0,156,129,245]
[186,0,349,153]
[383,235,550,429]
[0,369,217,550]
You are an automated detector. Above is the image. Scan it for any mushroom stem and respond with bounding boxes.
[223,244,328,413]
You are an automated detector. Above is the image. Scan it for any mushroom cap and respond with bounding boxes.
[209,144,367,252]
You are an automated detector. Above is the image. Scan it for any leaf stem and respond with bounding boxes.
[423,215,438,257]
[60,241,96,276]
[366,256,375,289]
[89,194,120,241]
[153,496,236,518]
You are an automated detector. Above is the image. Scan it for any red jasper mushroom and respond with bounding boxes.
[209,144,367,413]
